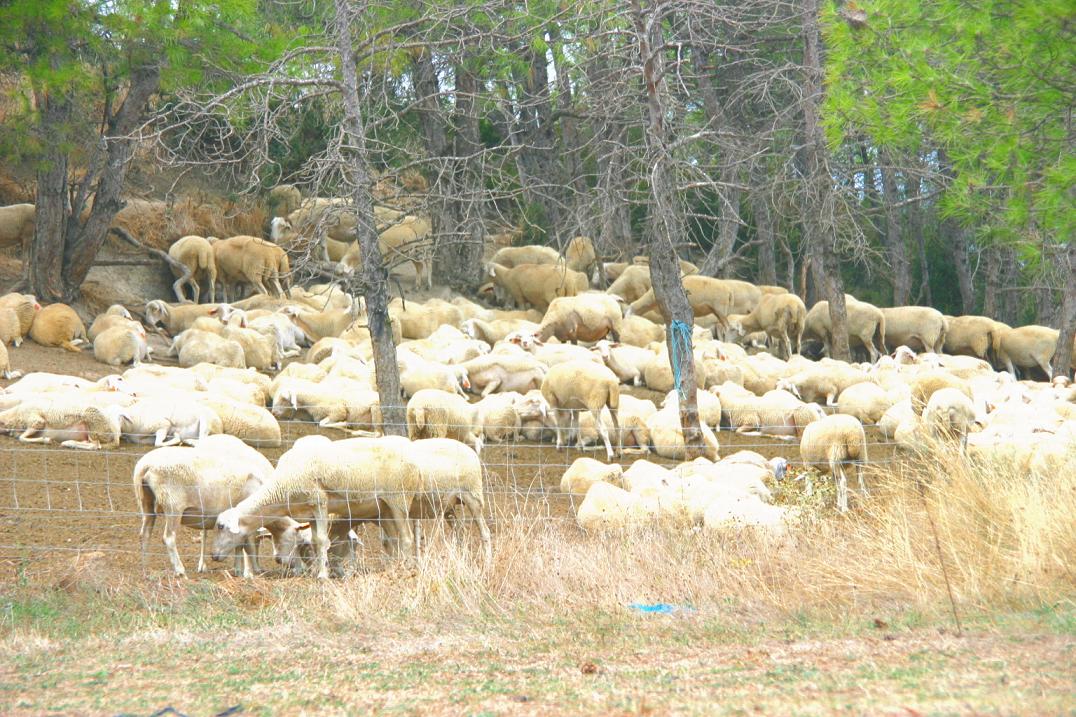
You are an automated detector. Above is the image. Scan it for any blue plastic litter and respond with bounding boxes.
[627,602,695,614]
[669,319,693,400]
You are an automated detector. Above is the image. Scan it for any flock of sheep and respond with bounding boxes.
[0,192,1073,579]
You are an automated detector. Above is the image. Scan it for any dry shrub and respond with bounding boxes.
[111,196,266,250]
[266,448,1074,626]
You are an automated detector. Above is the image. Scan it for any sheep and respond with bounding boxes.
[921,387,980,452]
[541,360,621,461]
[618,315,665,347]
[459,352,547,396]
[0,399,126,450]
[409,438,492,564]
[87,304,136,341]
[836,381,893,425]
[187,362,272,397]
[400,327,488,365]
[994,325,1068,380]
[170,329,244,369]
[560,457,624,497]
[565,235,598,276]
[606,264,653,304]
[724,293,807,359]
[198,398,282,447]
[485,262,589,312]
[399,354,470,398]
[0,308,23,349]
[536,293,623,344]
[661,388,723,429]
[577,395,655,454]
[338,215,433,289]
[406,388,483,454]
[0,341,16,379]
[267,183,302,218]
[630,275,740,329]
[271,378,382,433]
[221,323,281,371]
[93,325,151,367]
[211,235,290,301]
[213,437,421,579]
[592,340,653,386]
[282,303,360,341]
[712,383,825,439]
[880,306,948,354]
[645,407,721,460]
[134,437,280,576]
[908,369,973,415]
[291,283,353,311]
[121,397,221,446]
[799,414,869,512]
[248,313,305,358]
[269,216,336,264]
[776,363,870,406]
[144,300,220,336]
[575,481,650,531]
[28,303,87,352]
[0,294,39,344]
[803,296,886,362]
[489,244,560,268]
[462,317,541,345]
[168,235,218,304]
[389,298,464,340]
[943,315,1009,362]
[0,203,35,248]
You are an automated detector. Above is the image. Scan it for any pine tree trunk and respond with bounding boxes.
[27,87,70,302]
[1050,241,1076,378]
[950,226,975,313]
[879,158,911,305]
[631,0,703,456]
[752,191,778,286]
[335,0,405,435]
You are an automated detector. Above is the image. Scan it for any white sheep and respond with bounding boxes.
[459,352,546,396]
[172,329,246,369]
[836,381,893,425]
[644,407,721,461]
[168,235,218,304]
[93,325,151,367]
[577,395,656,454]
[922,387,981,452]
[122,397,222,446]
[271,377,382,433]
[594,340,653,386]
[541,360,621,461]
[0,340,19,380]
[198,397,282,447]
[560,457,624,497]
[213,437,422,578]
[799,414,869,512]
[0,398,126,450]
[406,388,482,454]
[409,438,492,565]
[144,300,220,336]
[134,436,278,576]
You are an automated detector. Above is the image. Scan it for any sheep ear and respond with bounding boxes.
[208,308,218,315]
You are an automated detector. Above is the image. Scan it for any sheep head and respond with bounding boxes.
[212,508,248,561]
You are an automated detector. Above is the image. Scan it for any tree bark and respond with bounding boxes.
[800,0,850,359]
[950,226,975,313]
[26,86,70,302]
[335,0,405,435]
[752,190,778,286]
[879,155,912,305]
[1050,241,1076,378]
[631,0,703,457]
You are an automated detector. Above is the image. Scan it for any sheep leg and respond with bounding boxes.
[60,440,102,450]
[60,341,83,353]
[609,406,622,459]
[831,452,849,513]
[480,378,502,397]
[312,507,331,580]
[197,527,208,573]
[855,462,869,498]
[553,408,566,450]
[172,277,189,304]
[384,497,414,560]
[162,514,186,577]
[460,492,492,567]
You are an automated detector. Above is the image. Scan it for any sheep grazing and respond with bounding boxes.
[799,414,869,513]
[804,296,886,361]
[406,388,482,454]
[994,324,1069,380]
[134,436,278,577]
[93,325,151,367]
[0,293,39,343]
[536,293,623,344]
[338,215,433,289]
[880,306,948,354]
[168,235,218,304]
[922,387,980,452]
[214,437,422,579]
[144,300,220,336]
[211,235,290,301]
[409,438,492,565]
[565,235,598,276]
[0,400,126,450]
[28,303,88,352]
[485,262,588,312]
[541,360,621,461]
[724,293,807,359]
[0,203,35,249]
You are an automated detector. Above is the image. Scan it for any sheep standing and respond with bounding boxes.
[485,262,588,312]
[725,293,807,359]
[536,293,623,344]
[168,235,218,304]
[134,436,278,577]
[804,296,886,361]
[0,203,35,249]
[880,306,948,354]
[211,235,290,301]
[410,438,492,565]
[541,360,621,461]
[799,414,869,512]
[213,437,422,579]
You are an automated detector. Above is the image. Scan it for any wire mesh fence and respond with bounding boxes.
[0,408,907,574]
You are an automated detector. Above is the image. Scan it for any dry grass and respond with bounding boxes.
[1,449,1073,714]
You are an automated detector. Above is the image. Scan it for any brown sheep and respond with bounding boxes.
[880,306,948,354]
[485,262,589,312]
[725,293,807,359]
[168,235,218,304]
[211,235,289,301]
[0,204,35,249]
[29,303,88,352]
[0,293,39,342]
[803,295,886,361]
[944,315,1009,362]
[993,325,1071,380]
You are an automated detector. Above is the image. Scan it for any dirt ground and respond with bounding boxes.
[0,339,896,584]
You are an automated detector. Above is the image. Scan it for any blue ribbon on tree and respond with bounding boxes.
[669,319,692,401]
